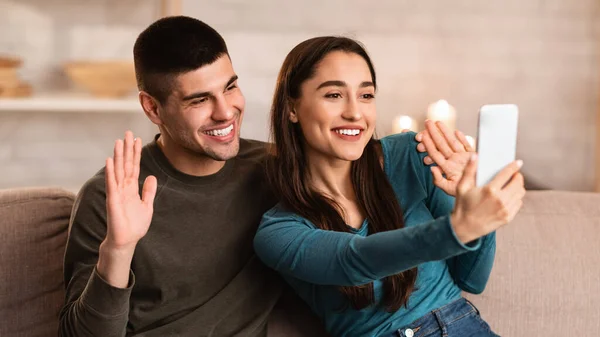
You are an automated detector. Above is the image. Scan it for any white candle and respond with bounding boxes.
[426,99,456,131]
[465,135,476,150]
[392,115,417,133]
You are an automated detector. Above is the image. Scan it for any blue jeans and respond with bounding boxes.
[383,298,500,337]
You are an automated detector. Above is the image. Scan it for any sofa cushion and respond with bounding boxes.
[465,190,600,336]
[0,187,75,337]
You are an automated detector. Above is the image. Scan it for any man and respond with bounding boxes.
[59,15,474,337]
[60,16,281,336]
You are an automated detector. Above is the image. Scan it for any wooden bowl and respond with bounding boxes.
[0,55,30,97]
[0,83,32,98]
[64,61,137,98]
[0,56,22,68]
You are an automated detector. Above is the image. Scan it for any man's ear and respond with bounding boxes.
[139,91,163,126]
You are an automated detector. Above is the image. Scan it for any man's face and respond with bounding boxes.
[158,55,245,161]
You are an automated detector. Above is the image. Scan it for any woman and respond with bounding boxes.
[254,36,525,337]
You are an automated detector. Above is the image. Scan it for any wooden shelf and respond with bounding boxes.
[0,94,141,113]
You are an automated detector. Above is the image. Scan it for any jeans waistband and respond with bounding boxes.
[382,297,478,337]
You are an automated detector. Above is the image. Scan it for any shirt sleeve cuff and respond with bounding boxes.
[80,267,135,317]
[444,215,482,252]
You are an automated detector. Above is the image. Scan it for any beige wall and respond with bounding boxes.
[1,0,599,191]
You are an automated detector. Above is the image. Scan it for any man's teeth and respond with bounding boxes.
[204,124,234,137]
[335,129,361,136]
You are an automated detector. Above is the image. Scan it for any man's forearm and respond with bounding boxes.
[97,242,136,288]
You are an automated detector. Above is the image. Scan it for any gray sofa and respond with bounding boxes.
[1,187,599,337]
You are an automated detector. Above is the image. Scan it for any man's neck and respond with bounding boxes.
[157,135,226,177]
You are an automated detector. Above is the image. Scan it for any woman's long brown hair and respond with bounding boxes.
[267,36,417,312]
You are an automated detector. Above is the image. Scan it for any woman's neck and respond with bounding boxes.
[306,152,355,202]
[306,154,367,228]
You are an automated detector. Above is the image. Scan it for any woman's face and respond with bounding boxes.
[293,51,376,163]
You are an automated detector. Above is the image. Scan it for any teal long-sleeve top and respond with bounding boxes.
[253,133,496,337]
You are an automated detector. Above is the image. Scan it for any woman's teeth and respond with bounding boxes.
[204,124,234,137]
[335,129,361,136]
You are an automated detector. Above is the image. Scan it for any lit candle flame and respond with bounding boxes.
[427,99,456,130]
[392,115,417,133]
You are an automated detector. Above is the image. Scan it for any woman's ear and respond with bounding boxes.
[289,110,298,123]
[288,102,299,123]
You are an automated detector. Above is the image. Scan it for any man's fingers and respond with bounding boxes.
[455,130,475,152]
[422,132,447,167]
[426,120,454,158]
[132,137,142,180]
[114,139,124,185]
[431,166,445,185]
[123,131,134,179]
[437,121,465,153]
[142,175,158,206]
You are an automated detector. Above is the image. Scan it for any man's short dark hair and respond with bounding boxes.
[133,16,229,104]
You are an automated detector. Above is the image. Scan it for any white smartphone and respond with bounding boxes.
[476,104,519,187]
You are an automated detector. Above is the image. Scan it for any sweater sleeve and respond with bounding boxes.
[59,174,133,337]
[253,208,480,287]
[426,181,496,294]
[410,134,497,295]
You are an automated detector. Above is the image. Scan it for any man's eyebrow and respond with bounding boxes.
[182,91,211,101]
[181,75,239,101]
[224,75,238,89]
